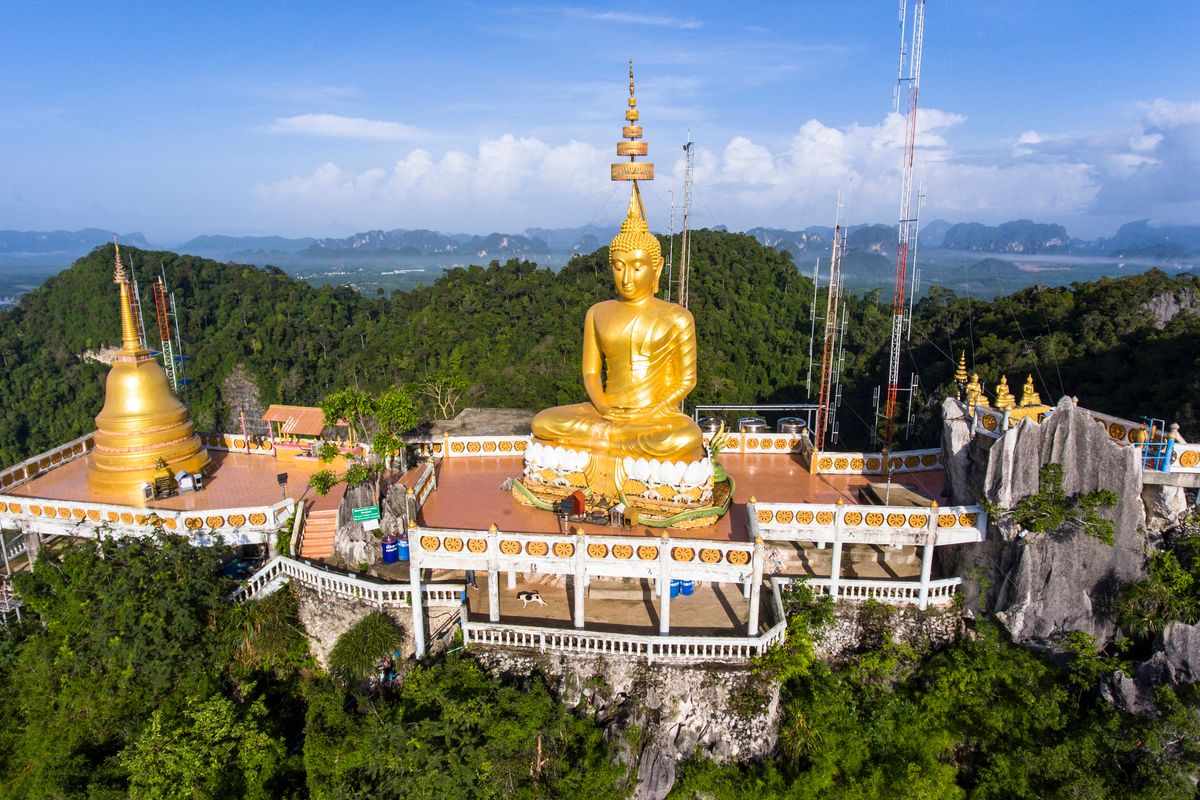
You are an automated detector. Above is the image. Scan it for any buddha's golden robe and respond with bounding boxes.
[532,296,703,463]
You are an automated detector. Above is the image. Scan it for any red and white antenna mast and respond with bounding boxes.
[881,0,925,463]
[813,197,847,459]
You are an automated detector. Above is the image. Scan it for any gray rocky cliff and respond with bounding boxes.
[941,397,974,506]
[1103,621,1200,715]
[942,396,1149,646]
[333,480,382,568]
[472,651,779,800]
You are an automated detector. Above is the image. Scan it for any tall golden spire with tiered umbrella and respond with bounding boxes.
[87,243,209,503]
[611,60,654,212]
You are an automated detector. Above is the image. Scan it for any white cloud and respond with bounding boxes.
[565,8,702,29]
[255,99,1200,235]
[268,113,423,142]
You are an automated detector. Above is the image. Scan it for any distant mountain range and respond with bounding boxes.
[0,229,149,264]
[2,218,1198,272]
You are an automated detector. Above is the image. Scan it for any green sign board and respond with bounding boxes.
[351,506,380,522]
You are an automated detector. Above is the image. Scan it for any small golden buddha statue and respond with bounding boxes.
[1018,374,1042,407]
[992,375,1016,411]
[964,372,983,412]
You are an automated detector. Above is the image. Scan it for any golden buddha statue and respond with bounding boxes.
[514,64,718,526]
[87,243,209,503]
[531,189,703,465]
[992,375,1016,411]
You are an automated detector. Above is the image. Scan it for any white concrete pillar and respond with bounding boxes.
[409,546,426,658]
[829,499,844,601]
[487,524,500,623]
[658,533,671,635]
[506,571,516,589]
[1,530,11,578]
[747,536,765,635]
[918,502,938,610]
[573,530,586,629]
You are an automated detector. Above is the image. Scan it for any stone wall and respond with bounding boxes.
[472,649,780,800]
[293,584,458,667]
[814,602,963,661]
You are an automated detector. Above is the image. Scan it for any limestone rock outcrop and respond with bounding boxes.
[943,396,1148,646]
[472,650,779,800]
[1102,621,1200,715]
[333,480,381,568]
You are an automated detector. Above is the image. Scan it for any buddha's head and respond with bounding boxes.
[610,188,663,302]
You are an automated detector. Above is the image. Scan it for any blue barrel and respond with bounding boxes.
[680,580,694,596]
[669,579,681,598]
[396,538,410,562]
[381,537,400,564]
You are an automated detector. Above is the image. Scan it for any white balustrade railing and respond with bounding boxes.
[430,435,529,459]
[200,432,276,456]
[811,447,943,475]
[412,462,436,507]
[754,502,985,546]
[411,526,756,582]
[0,432,94,492]
[800,576,961,606]
[0,493,293,542]
[1171,444,1200,474]
[231,555,464,607]
[3,532,27,565]
[462,578,789,662]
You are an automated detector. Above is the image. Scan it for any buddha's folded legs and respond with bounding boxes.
[531,403,703,463]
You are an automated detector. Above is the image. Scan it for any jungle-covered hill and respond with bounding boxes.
[0,233,1198,465]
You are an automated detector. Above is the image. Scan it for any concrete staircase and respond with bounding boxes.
[301,507,338,560]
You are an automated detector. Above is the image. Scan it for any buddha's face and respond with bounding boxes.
[611,248,663,302]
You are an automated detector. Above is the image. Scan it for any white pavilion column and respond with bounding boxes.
[658,533,671,635]
[747,536,765,636]
[409,544,426,658]
[573,529,586,629]
[829,499,844,601]
[507,571,516,589]
[487,524,500,623]
[918,502,938,610]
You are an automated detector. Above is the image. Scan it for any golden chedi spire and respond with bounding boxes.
[88,243,209,503]
[610,60,658,259]
[992,374,1016,411]
[954,351,968,387]
[1019,373,1042,407]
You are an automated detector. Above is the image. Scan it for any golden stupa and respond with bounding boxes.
[87,243,209,502]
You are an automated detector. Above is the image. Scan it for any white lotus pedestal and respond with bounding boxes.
[511,440,730,530]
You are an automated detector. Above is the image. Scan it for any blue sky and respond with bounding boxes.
[2,1,1198,241]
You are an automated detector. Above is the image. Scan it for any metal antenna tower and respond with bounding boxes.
[151,264,189,394]
[666,188,676,300]
[813,201,847,457]
[805,257,821,398]
[881,0,925,464]
[677,131,695,308]
[905,184,926,341]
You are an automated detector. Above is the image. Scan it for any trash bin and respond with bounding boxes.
[670,579,681,598]
[680,580,694,596]
[396,536,410,562]
[381,536,400,564]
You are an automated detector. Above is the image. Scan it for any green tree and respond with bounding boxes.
[121,695,285,800]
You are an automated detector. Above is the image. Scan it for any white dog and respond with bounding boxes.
[517,590,547,608]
